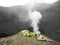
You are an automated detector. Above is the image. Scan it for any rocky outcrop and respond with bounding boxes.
[0,32,60,45]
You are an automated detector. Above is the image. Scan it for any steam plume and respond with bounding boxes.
[29,10,42,34]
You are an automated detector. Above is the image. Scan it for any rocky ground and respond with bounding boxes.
[0,32,60,45]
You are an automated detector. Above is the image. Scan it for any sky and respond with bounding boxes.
[0,0,59,7]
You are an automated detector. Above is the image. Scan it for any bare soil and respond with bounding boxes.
[0,32,60,45]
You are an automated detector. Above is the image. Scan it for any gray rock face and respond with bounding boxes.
[0,6,31,35]
[38,1,60,42]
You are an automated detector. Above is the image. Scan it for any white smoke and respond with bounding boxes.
[28,0,58,34]
[29,11,42,34]
[28,0,42,34]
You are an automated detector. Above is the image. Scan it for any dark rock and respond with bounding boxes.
[38,1,60,42]
[0,6,31,35]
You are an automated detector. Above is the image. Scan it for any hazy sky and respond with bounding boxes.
[0,0,59,7]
